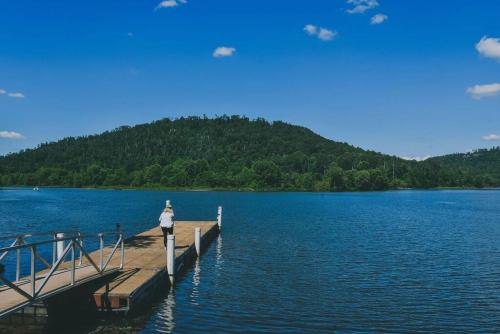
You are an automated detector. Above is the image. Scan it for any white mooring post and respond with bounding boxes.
[16,237,21,282]
[165,200,171,208]
[167,234,176,285]
[99,233,104,271]
[217,206,222,229]
[56,233,65,261]
[195,227,201,256]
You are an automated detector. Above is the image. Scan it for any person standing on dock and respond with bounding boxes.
[159,203,175,249]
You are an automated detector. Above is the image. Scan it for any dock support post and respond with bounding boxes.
[78,232,83,266]
[56,233,65,261]
[167,235,175,285]
[217,206,222,230]
[16,237,21,282]
[120,235,124,269]
[70,241,75,285]
[52,233,57,265]
[30,246,36,297]
[195,227,201,256]
[99,233,104,271]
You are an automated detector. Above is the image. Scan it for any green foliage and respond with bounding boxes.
[428,148,500,185]
[0,116,498,191]
[252,160,281,188]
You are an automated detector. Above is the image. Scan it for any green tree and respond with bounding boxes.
[325,163,345,191]
[144,164,162,184]
[252,160,282,188]
[354,170,371,190]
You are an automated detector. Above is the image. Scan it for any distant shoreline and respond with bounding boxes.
[1,185,499,193]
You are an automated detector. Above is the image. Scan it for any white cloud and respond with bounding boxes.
[304,24,318,36]
[156,0,187,10]
[482,134,500,141]
[8,92,25,98]
[466,83,500,99]
[0,89,25,98]
[476,36,500,60]
[157,0,177,8]
[213,46,236,58]
[304,24,337,41]
[0,131,25,140]
[371,13,388,24]
[401,156,431,161]
[318,28,337,41]
[346,0,379,14]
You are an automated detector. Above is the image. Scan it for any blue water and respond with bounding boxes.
[1,188,500,333]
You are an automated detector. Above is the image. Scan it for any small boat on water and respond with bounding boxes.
[33,187,39,191]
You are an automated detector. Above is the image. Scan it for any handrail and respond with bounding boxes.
[0,229,121,241]
[0,233,120,253]
[0,229,125,307]
[0,230,79,241]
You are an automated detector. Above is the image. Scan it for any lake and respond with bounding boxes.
[1,188,500,333]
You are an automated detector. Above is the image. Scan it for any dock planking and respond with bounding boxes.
[92,220,219,313]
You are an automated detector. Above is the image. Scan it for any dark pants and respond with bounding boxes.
[161,226,173,247]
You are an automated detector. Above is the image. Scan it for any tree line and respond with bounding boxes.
[0,116,498,191]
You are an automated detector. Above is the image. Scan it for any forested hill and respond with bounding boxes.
[0,116,497,191]
[429,147,500,184]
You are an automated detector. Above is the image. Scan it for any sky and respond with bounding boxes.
[1,0,500,159]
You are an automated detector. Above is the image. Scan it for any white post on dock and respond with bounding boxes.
[195,227,201,256]
[99,233,104,271]
[56,233,65,261]
[217,206,222,229]
[16,237,21,282]
[166,234,176,285]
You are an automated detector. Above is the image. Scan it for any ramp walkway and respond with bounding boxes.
[0,231,124,319]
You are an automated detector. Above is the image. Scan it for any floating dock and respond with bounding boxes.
[0,205,222,322]
[92,220,219,313]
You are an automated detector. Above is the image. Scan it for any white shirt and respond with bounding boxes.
[159,210,174,228]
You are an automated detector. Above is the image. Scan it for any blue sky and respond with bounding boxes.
[1,0,500,159]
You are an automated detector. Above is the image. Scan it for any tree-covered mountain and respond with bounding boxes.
[0,116,498,191]
[429,147,500,184]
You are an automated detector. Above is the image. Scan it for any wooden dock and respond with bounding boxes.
[92,220,219,313]
[0,207,221,321]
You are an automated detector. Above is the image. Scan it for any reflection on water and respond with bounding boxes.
[215,235,223,271]
[144,287,176,334]
[190,259,201,305]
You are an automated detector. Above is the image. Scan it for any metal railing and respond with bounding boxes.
[0,229,124,304]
